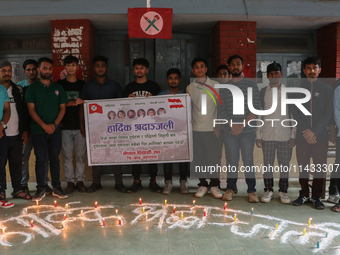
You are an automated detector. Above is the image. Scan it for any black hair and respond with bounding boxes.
[133,58,149,68]
[227,55,243,65]
[303,57,321,69]
[93,56,108,65]
[191,57,207,68]
[23,59,38,70]
[64,55,79,65]
[37,57,53,67]
[216,65,228,74]
[167,68,181,79]
[266,62,282,73]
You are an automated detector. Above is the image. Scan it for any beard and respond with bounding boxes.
[40,73,52,80]
[231,70,242,77]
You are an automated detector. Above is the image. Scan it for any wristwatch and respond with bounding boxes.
[0,122,7,129]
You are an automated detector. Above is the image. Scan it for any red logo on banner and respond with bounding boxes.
[89,103,103,114]
[129,8,172,39]
[168,98,185,109]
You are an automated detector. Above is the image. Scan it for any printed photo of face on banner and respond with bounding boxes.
[137,109,146,118]
[157,108,166,116]
[147,108,156,117]
[107,111,116,120]
[128,110,136,119]
[118,110,126,119]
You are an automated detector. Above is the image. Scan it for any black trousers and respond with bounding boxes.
[329,136,340,195]
[5,135,23,193]
[164,163,188,181]
[132,164,157,181]
[92,165,122,184]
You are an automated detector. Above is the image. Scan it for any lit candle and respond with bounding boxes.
[224,203,227,210]
[193,200,196,207]
[181,212,183,220]
[31,220,33,228]
[234,214,237,222]
[119,217,122,225]
[173,206,176,213]
[80,210,83,217]
[270,230,273,238]
[164,200,167,206]
[102,218,105,227]
[95,202,98,209]
[61,221,65,229]
[54,200,57,208]
[63,214,66,221]
[36,200,39,206]
[65,204,68,210]
[2,227,6,234]
[276,223,278,230]
[251,208,254,215]
[143,207,145,213]
[326,232,328,238]
[308,218,312,227]
[116,209,118,217]
[139,198,142,205]
[204,209,206,217]
[303,228,306,236]
[317,241,319,248]
[25,209,27,214]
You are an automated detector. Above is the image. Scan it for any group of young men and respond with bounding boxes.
[0,53,339,212]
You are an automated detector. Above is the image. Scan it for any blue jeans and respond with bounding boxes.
[32,130,62,189]
[61,130,86,183]
[0,133,8,193]
[224,129,256,193]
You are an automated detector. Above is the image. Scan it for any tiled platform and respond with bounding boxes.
[0,176,339,255]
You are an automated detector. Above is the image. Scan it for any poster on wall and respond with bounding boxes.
[84,94,192,166]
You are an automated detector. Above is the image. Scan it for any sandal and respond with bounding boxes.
[332,203,340,212]
[11,190,32,200]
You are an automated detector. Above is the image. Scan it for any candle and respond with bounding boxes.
[54,200,57,207]
[63,214,66,221]
[25,209,27,214]
[139,198,142,205]
[317,241,319,248]
[31,220,33,228]
[143,207,145,213]
[303,228,306,236]
[95,202,98,209]
[2,227,5,234]
[164,200,167,206]
[326,232,328,238]
[276,223,278,230]
[102,218,105,227]
[181,212,183,220]
[61,221,65,229]
[193,200,196,207]
[65,204,68,210]
[251,208,254,215]
[36,200,38,206]
[204,209,206,217]
[234,214,237,222]
[308,218,312,226]
[173,206,176,213]
[116,209,118,217]
[80,210,83,217]
[270,230,273,238]
[224,203,227,210]
[119,217,122,225]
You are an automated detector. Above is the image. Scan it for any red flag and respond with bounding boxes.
[89,103,103,114]
[128,8,172,39]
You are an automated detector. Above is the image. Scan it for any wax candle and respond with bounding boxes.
[276,223,278,230]
[251,208,254,215]
[193,200,196,207]
[65,204,68,210]
[31,220,33,228]
[164,200,167,206]
[317,241,319,248]
[63,214,66,221]
[308,218,312,226]
[224,203,227,210]
[95,202,98,209]
[139,198,142,205]
[173,206,176,213]
[270,230,273,238]
[303,228,306,236]
[181,212,183,220]
[36,201,38,206]
[2,227,5,234]
[119,217,122,225]
[326,232,328,238]
[54,200,57,208]
[234,214,237,222]
[25,209,27,214]
[80,210,83,217]
[61,221,65,229]
[116,209,118,217]
[204,209,206,217]
[103,218,105,227]
[143,207,145,213]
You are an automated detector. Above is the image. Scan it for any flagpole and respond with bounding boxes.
[146,0,151,8]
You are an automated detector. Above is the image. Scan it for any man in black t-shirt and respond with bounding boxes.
[124,58,162,193]
[57,55,87,194]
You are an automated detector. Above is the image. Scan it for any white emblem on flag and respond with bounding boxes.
[91,105,97,111]
[140,11,164,35]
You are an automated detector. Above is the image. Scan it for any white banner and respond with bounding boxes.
[84,94,192,166]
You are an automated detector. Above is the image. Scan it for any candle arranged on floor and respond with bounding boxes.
[31,220,33,228]
[2,227,6,234]
[80,210,83,217]
[61,221,65,229]
[303,228,306,236]
[95,202,98,209]
[317,241,320,248]
[116,209,118,217]
[173,206,176,213]
[102,218,105,227]
[139,198,142,205]
[54,201,57,208]
[25,209,27,214]
[181,212,183,220]
[251,208,254,215]
[234,214,237,222]
[119,217,122,225]
[36,201,38,206]
[63,214,66,221]
[276,223,278,230]
[65,204,68,210]
[164,200,167,206]
[308,218,312,226]
[193,200,195,207]
[270,230,273,238]
[326,232,328,238]
[142,207,145,214]
[203,209,206,217]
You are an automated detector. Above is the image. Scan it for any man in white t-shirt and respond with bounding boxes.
[0,60,31,200]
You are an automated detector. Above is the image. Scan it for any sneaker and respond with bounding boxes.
[52,186,68,199]
[248,192,259,203]
[87,183,103,193]
[222,189,234,201]
[180,180,189,194]
[127,180,143,194]
[76,181,87,192]
[292,196,310,206]
[311,197,325,210]
[327,194,340,204]
[211,186,222,199]
[32,188,46,202]
[279,192,291,204]
[65,182,75,194]
[44,184,53,195]
[261,190,273,203]
[149,180,162,193]
[0,200,14,208]
[195,186,208,198]
[162,180,173,195]
[114,183,127,193]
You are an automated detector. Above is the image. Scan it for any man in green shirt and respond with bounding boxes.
[25,57,68,202]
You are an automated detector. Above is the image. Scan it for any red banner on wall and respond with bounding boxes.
[128,8,172,39]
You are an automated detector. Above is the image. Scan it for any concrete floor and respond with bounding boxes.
[0,176,340,255]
